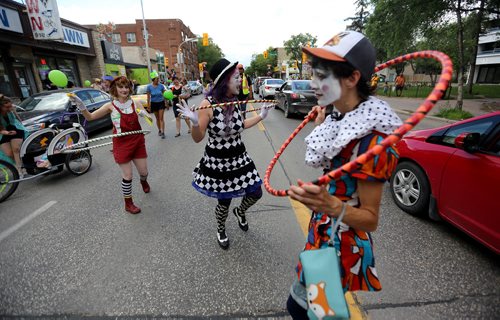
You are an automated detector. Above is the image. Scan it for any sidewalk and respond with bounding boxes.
[384,96,500,122]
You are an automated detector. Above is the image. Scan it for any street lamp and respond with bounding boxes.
[178,37,197,79]
[140,0,151,76]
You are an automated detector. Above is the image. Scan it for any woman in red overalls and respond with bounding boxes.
[71,76,153,214]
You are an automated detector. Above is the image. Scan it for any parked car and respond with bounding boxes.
[275,80,332,118]
[18,89,112,135]
[390,112,500,254]
[132,84,148,106]
[254,76,271,94]
[187,81,203,95]
[259,78,284,99]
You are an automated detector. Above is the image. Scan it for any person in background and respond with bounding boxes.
[146,71,167,139]
[395,73,406,97]
[171,77,192,137]
[102,75,114,93]
[70,76,153,214]
[286,31,402,318]
[237,64,253,119]
[91,78,103,91]
[370,73,380,92]
[0,94,28,176]
[177,58,272,250]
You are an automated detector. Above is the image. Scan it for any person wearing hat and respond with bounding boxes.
[285,31,402,318]
[146,71,168,139]
[237,63,253,119]
[91,78,103,91]
[69,76,153,214]
[177,58,272,250]
[101,75,114,93]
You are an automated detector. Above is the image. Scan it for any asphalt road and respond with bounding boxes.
[0,96,498,319]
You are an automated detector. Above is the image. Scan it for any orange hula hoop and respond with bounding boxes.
[264,50,453,197]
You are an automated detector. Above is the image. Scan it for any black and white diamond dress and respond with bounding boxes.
[191,99,262,199]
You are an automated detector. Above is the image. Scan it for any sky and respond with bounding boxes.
[25,0,358,67]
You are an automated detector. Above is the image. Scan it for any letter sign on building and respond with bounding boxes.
[26,0,64,40]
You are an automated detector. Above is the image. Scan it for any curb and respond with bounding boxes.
[393,108,457,124]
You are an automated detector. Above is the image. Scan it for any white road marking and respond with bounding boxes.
[0,201,57,243]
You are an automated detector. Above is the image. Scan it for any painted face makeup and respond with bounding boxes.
[116,85,129,98]
[311,65,342,106]
[227,69,241,96]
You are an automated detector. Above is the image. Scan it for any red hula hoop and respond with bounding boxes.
[264,50,453,197]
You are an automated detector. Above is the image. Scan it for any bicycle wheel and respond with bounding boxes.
[0,159,19,203]
[65,150,92,176]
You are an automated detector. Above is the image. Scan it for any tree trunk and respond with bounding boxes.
[456,0,464,110]
[466,0,485,94]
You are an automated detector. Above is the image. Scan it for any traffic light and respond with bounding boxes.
[164,57,169,67]
[263,50,268,59]
[302,42,310,63]
[198,63,204,72]
[202,33,209,46]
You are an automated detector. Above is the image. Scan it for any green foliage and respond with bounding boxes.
[434,107,473,120]
[283,33,318,76]
[197,37,224,73]
[247,47,278,77]
[345,0,371,32]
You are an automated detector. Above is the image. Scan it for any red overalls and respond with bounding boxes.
[111,101,147,164]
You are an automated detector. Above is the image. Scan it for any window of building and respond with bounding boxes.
[35,56,80,89]
[112,33,121,43]
[0,56,14,96]
[126,33,136,43]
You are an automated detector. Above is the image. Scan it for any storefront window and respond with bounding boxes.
[0,56,14,96]
[35,56,81,89]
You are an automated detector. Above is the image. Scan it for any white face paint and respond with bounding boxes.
[311,65,342,106]
[227,69,241,96]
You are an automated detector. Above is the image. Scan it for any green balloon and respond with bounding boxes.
[163,90,174,100]
[84,80,91,87]
[48,70,68,88]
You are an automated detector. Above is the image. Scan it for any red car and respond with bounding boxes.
[390,111,500,254]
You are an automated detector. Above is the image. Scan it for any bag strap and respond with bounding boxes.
[328,202,346,246]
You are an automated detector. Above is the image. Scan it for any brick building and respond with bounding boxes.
[90,19,199,81]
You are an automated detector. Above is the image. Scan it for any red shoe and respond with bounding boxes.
[124,198,141,214]
[140,180,150,193]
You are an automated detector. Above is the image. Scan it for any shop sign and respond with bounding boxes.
[62,25,90,48]
[26,0,64,40]
[0,5,23,33]
[101,41,123,63]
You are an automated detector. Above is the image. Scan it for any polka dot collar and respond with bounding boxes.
[305,96,402,168]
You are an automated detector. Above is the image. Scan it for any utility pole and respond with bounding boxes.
[140,0,151,77]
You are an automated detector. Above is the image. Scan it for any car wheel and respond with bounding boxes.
[284,100,292,118]
[390,161,430,218]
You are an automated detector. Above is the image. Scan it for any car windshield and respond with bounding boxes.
[292,81,312,91]
[19,92,69,111]
[136,85,148,95]
[267,79,284,85]
[188,81,199,86]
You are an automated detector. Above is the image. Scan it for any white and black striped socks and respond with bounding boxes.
[122,178,132,198]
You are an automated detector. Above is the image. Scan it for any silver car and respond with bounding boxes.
[188,81,203,95]
[259,78,284,98]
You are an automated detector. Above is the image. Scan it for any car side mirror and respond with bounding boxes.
[454,132,480,153]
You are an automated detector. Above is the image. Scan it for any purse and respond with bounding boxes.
[299,202,350,320]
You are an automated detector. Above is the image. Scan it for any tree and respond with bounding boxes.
[283,33,317,77]
[196,36,224,75]
[247,48,278,77]
[366,0,496,110]
[345,0,370,32]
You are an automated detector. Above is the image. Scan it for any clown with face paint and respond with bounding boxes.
[286,31,403,318]
[177,58,273,250]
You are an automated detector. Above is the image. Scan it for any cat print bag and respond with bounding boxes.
[299,203,349,320]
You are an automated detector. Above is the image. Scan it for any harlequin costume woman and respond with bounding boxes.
[177,58,273,250]
[70,76,153,214]
[285,31,403,318]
